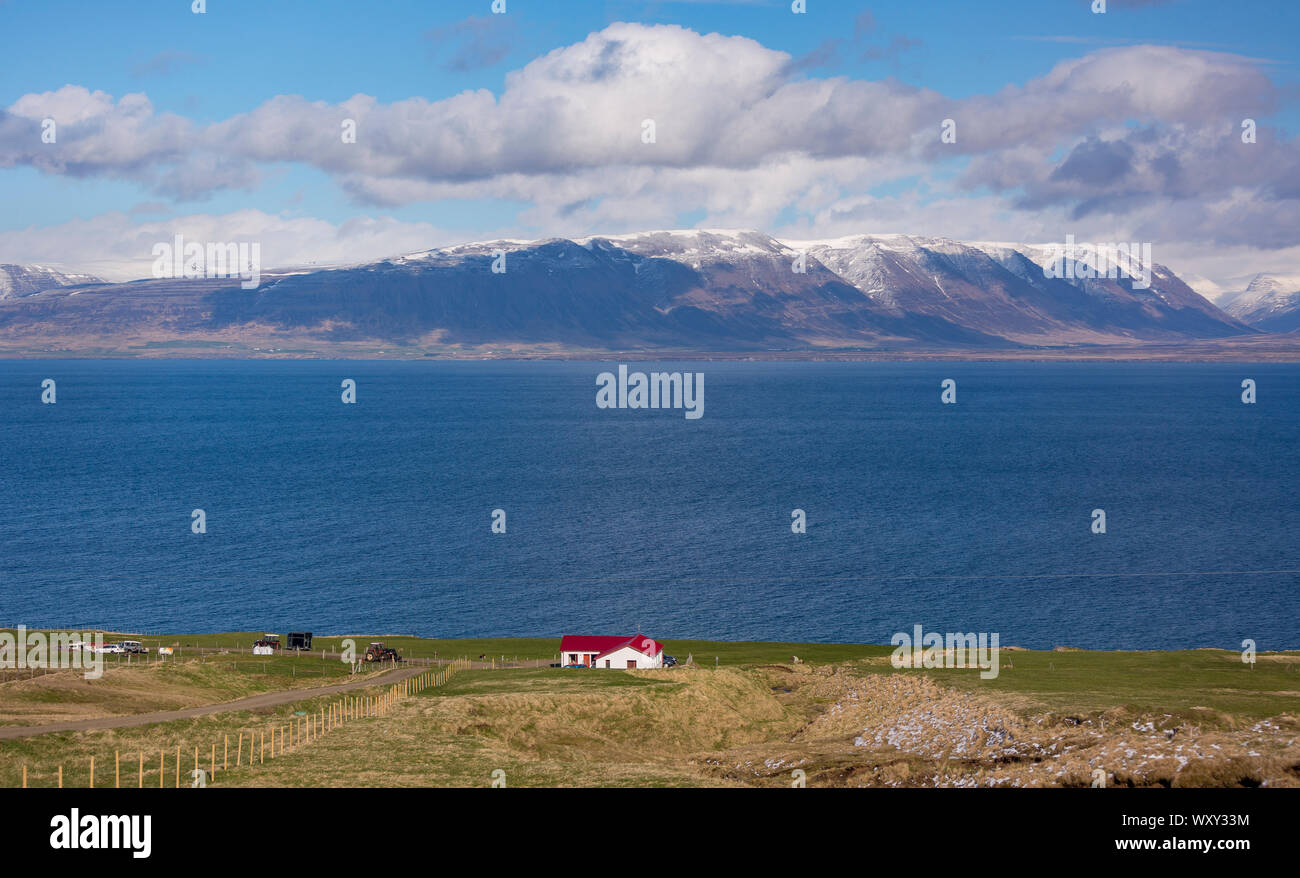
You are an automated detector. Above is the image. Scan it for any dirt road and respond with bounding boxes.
[0,663,427,741]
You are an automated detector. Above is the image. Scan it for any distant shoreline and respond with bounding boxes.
[5,629,1295,654]
[2,335,1300,362]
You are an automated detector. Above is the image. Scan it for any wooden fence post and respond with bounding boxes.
[89,756,94,788]
[175,745,180,788]
[159,750,164,788]
[115,751,120,789]
[224,734,229,771]
[138,752,143,788]
[58,765,62,788]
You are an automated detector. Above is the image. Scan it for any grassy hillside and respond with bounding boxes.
[857,647,1300,720]
[2,635,1296,788]
[0,633,389,727]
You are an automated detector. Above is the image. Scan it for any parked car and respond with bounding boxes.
[120,641,148,654]
[663,655,678,667]
[95,643,125,654]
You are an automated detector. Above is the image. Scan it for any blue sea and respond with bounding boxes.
[0,360,1296,650]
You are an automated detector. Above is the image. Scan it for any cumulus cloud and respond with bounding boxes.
[0,23,1296,285]
[0,85,245,191]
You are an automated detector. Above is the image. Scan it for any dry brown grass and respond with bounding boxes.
[0,657,368,726]
[212,667,797,787]
[697,665,1300,788]
[7,657,1297,788]
[423,667,792,761]
[281,664,1300,788]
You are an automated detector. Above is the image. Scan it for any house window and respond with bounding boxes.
[568,654,577,664]
[605,659,610,668]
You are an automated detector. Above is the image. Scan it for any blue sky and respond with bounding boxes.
[1,0,1297,288]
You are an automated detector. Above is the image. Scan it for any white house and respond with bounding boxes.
[560,634,664,669]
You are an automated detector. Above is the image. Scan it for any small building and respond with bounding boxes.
[560,634,664,669]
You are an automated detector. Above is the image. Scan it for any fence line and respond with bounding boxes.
[18,659,469,788]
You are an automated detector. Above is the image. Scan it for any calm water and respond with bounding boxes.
[0,360,1296,650]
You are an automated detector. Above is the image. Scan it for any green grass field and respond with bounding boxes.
[866,647,1300,722]
[2,633,1296,787]
[0,631,391,728]
[44,632,896,665]
[0,680,405,788]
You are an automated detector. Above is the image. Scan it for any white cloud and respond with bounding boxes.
[0,210,462,282]
[0,24,1296,287]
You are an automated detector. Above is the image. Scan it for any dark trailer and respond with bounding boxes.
[287,632,313,651]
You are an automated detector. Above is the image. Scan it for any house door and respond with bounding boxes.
[626,659,637,668]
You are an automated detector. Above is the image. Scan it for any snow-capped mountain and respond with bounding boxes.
[0,230,1261,352]
[1217,273,1300,333]
[0,264,103,299]
[790,234,1243,344]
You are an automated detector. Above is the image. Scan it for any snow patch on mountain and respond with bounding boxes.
[1218,273,1300,328]
[0,264,103,299]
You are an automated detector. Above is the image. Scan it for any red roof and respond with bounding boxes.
[561,634,663,658]
[561,635,632,653]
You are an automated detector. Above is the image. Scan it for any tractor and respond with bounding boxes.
[363,642,401,663]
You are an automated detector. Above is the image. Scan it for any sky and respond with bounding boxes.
[0,0,1297,294]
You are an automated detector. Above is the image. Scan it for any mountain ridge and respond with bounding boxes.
[0,264,104,300]
[1218,272,1300,333]
[0,230,1280,355]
